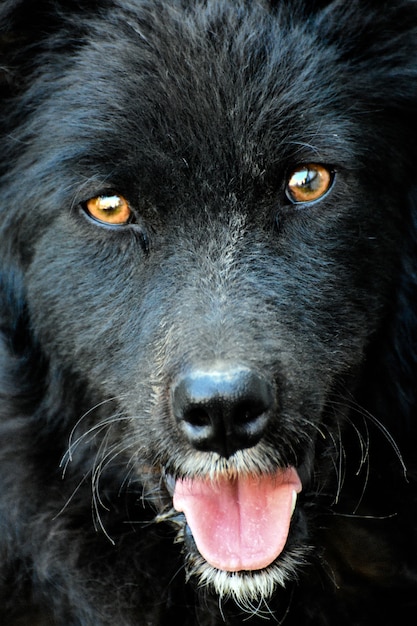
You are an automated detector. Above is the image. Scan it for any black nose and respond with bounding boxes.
[171,366,275,458]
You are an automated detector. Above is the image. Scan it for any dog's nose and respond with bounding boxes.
[171,366,275,458]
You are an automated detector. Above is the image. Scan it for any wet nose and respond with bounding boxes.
[171,366,275,458]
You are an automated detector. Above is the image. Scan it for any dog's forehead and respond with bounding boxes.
[48,1,355,199]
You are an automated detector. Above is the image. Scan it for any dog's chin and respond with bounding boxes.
[182,539,310,606]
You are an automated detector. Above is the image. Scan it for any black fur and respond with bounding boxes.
[1,1,417,624]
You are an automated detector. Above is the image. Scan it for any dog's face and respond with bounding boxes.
[1,0,416,609]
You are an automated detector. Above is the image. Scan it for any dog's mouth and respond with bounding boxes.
[167,467,302,574]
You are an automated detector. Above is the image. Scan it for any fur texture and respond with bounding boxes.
[1,1,417,624]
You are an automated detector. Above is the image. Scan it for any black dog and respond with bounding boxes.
[1,1,417,624]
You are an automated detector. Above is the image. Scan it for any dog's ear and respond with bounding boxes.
[0,1,46,99]
[388,189,417,428]
[0,0,107,99]
[361,187,417,467]
[0,0,74,298]
[0,2,37,352]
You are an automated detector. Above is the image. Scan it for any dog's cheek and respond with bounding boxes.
[24,228,151,385]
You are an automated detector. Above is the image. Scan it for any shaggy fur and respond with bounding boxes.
[1,0,417,624]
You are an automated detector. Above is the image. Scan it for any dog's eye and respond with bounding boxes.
[286,164,333,204]
[83,194,132,225]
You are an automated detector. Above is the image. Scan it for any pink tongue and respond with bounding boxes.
[173,467,301,572]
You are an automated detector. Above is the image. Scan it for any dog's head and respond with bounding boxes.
[1,0,417,609]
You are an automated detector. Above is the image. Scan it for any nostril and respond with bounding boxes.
[235,397,269,424]
[171,365,275,457]
[184,407,212,428]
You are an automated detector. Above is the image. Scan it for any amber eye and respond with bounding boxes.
[84,194,132,225]
[286,164,333,204]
